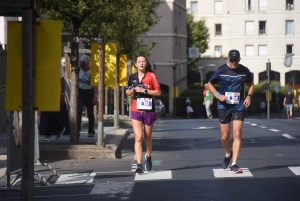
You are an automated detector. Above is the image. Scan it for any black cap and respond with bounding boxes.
[228,49,240,60]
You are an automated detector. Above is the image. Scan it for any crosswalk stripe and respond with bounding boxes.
[282,134,296,139]
[213,168,253,178]
[55,173,96,185]
[288,167,300,175]
[134,170,172,181]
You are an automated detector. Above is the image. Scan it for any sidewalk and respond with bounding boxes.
[0,115,132,179]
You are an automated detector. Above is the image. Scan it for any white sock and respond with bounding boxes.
[231,162,236,166]
[225,152,231,157]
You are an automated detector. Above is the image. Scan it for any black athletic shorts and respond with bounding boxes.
[218,110,246,124]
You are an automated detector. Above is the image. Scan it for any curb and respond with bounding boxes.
[39,128,130,160]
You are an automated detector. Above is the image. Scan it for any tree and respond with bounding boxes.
[38,0,162,143]
[186,12,209,84]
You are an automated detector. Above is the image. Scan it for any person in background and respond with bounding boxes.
[126,55,161,174]
[203,83,213,119]
[186,97,194,119]
[40,58,66,141]
[298,94,300,112]
[77,55,98,137]
[260,100,266,116]
[283,89,294,120]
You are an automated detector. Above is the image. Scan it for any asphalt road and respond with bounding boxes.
[1,116,300,200]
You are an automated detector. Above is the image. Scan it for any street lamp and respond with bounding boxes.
[198,66,206,87]
[169,60,179,118]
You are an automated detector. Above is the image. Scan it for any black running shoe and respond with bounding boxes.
[135,164,144,174]
[145,153,152,171]
[231,164,243,173]
[222,151,232,169]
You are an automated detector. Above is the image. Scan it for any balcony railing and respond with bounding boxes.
[215,31,222,36]
[286,4,294,11]
[259,30,266,35]
[246,6,254,11]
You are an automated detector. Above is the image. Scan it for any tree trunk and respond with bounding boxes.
[69,24,80,144]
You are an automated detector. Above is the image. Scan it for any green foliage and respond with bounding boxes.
[38,0,162,59]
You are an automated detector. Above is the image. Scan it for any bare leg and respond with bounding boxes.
[144,123,154,157]
[132,119,144,164]
[220,123,231,153]
[290,109,293,118]
[231,120,243,163]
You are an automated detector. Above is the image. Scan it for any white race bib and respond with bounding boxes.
[137,98,153,110]
[225,92,240,104]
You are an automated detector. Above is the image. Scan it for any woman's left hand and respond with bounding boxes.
[134,86,144,93]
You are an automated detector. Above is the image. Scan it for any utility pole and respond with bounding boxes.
[266,60,271,119]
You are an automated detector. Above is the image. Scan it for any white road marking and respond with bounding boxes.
[90,182,134,200]
[269,129,280,132]
[244,122,250,124]
[288,167,300,175]
[55,173,96,184]
[250,123,257,126]
[134,170,172,181]
[192,127,216,129]
[94,171,134,174]
[213,168,253,178]
[282,134,296,139]
[259,126,267,128]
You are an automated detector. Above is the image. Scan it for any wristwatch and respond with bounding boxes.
[144,89,148,94]
[247,94,252,98]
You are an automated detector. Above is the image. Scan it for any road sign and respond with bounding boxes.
[188,47,199,58]
[275,86,279,93]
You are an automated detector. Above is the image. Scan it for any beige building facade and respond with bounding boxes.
[143,0,187,115]
[186,0,300,88]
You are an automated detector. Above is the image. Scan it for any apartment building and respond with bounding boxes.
[143,0,187,115]
[187,0,300,89]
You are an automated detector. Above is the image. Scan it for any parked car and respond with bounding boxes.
[155,99,166,117]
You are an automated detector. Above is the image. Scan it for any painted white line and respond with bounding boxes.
[269,129,280,132]
[288,167,300,175]
[55,173,96,185]
[250,123,257,126]
[282,134,296,139]
[90,182,134,200]
[93,171,134,174]
[134,170,172,181]
[244,122,250,124]
[192,127,216,130]
[259,126,267,128]
[213,168,253,178]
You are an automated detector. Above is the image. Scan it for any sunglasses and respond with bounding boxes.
[229,59,239,63]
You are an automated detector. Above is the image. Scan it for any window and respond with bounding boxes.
[286,20,294,35]
[215,24,222,36]
[245,21,254,35]
[191,1,198,14]
[215,46,222,57]
[259,0,267,11]
[215,2,222,14]
[246,0,254,11]
[245,45,254,56]
[258,45,267,56]
[259,21,266,35]
[286,0,294,10]
[286,44,293,54]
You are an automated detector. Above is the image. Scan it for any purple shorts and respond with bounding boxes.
[131,111,157,126]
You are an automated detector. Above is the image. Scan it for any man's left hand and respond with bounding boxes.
[243,96,251,108]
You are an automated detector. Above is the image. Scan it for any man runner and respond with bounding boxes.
[207,49,254,173]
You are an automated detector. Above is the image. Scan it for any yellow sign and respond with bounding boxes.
[6,22,22,111]
[266,91,272,101]
[119,54,127,86]
[91,43,117,88]
[6,21,62,111]
[172,87,179,98]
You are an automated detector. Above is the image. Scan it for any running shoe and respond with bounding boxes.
[222,150,232,169]
[145,153,152,171]
[135,164,144,174]
[231,164,243,173]
[56,127,65,140]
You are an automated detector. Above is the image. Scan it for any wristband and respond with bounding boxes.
[214,92,221,99]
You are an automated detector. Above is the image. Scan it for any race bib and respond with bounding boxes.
[137,98,152,110]
[225,92,240,104]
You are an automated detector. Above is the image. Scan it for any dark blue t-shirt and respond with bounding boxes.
[209,64,253,110]
[285,94,294,104]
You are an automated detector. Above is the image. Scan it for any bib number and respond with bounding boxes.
[225,92,240,104]
[137,98,152,110]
